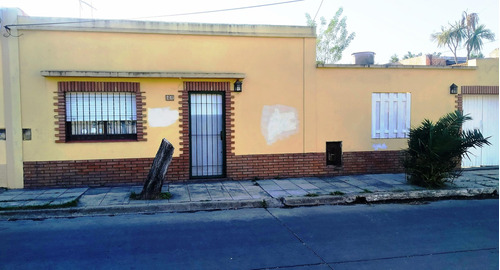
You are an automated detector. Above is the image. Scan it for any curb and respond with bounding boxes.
[0,188,497,220]
[0,198,283,220]
[281,188,499,207]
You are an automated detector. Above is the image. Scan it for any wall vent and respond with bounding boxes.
[326,141,342,166]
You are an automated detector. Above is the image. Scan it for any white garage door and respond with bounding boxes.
[462,95,499,167]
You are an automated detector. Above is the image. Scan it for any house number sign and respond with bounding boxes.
[165,95,175,101]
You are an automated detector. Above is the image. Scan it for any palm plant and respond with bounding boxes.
[431,12,495,63]
[431,21,464,64]
[461,12,495,60]
[403,111,490,188]
[465,24,495,60]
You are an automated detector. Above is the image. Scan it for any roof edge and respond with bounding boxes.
[41,70,246,79]
[317,64,477,70]
[14,14,316,38]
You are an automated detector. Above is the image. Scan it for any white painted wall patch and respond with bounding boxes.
[261,105,299,145]
[148,107,179,127]
[372,143,387,151]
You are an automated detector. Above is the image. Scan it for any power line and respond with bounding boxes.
[312,0,324,21]
[4,19,97,29]
[133,0,304,20]
[3,0,304,30]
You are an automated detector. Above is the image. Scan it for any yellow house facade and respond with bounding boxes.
[1,8,498,188]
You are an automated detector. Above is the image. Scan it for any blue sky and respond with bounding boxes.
[2,0,499,64]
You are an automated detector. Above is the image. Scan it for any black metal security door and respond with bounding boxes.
[189,92,225,178]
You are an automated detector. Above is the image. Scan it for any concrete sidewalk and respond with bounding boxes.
[0,168,498,219]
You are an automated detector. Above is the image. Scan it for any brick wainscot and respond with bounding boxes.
[24,151,404,188]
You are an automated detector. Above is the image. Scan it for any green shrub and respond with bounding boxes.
[403,111,490,188]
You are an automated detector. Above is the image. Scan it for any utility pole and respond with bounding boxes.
[79,0,97,18]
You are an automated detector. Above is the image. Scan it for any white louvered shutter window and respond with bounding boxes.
[372,93,411,139]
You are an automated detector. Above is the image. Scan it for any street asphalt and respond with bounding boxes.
[0,168,497,219]
[2,200,497,269]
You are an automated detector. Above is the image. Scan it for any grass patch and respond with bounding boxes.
[130,191,172,200]
[305,193,319,197]
[330,191,345,196]
[261,199,268,208]
[160,192,172,200]
[361,189,373,194]
[130,192,138,199]
[0,198,79,211]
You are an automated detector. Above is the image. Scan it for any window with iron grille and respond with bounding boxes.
[65,92,137,141]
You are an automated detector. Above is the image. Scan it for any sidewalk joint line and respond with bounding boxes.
[238,181,253,198]
[255,182,276,199]
[186,184,192,202]
[221,182,235,200]
[203,183,213,201]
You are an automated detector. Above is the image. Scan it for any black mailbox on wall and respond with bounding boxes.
[326,141,342,166]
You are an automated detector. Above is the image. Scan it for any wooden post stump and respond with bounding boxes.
[138,138,174,200]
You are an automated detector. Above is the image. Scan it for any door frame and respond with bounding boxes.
[461,94,499,167]
[459,86,499,168]
[188,91,227,179]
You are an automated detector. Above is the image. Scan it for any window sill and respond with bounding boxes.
[371,138,408,139]
[65,139,139,143]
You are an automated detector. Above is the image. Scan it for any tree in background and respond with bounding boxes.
[470,52,485,59]
[402,51,422,60]
[389,54,399,63]
[390,52,440,63]
[431,12,495,63]
[431,21,464,64]
[306,7,356,64]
